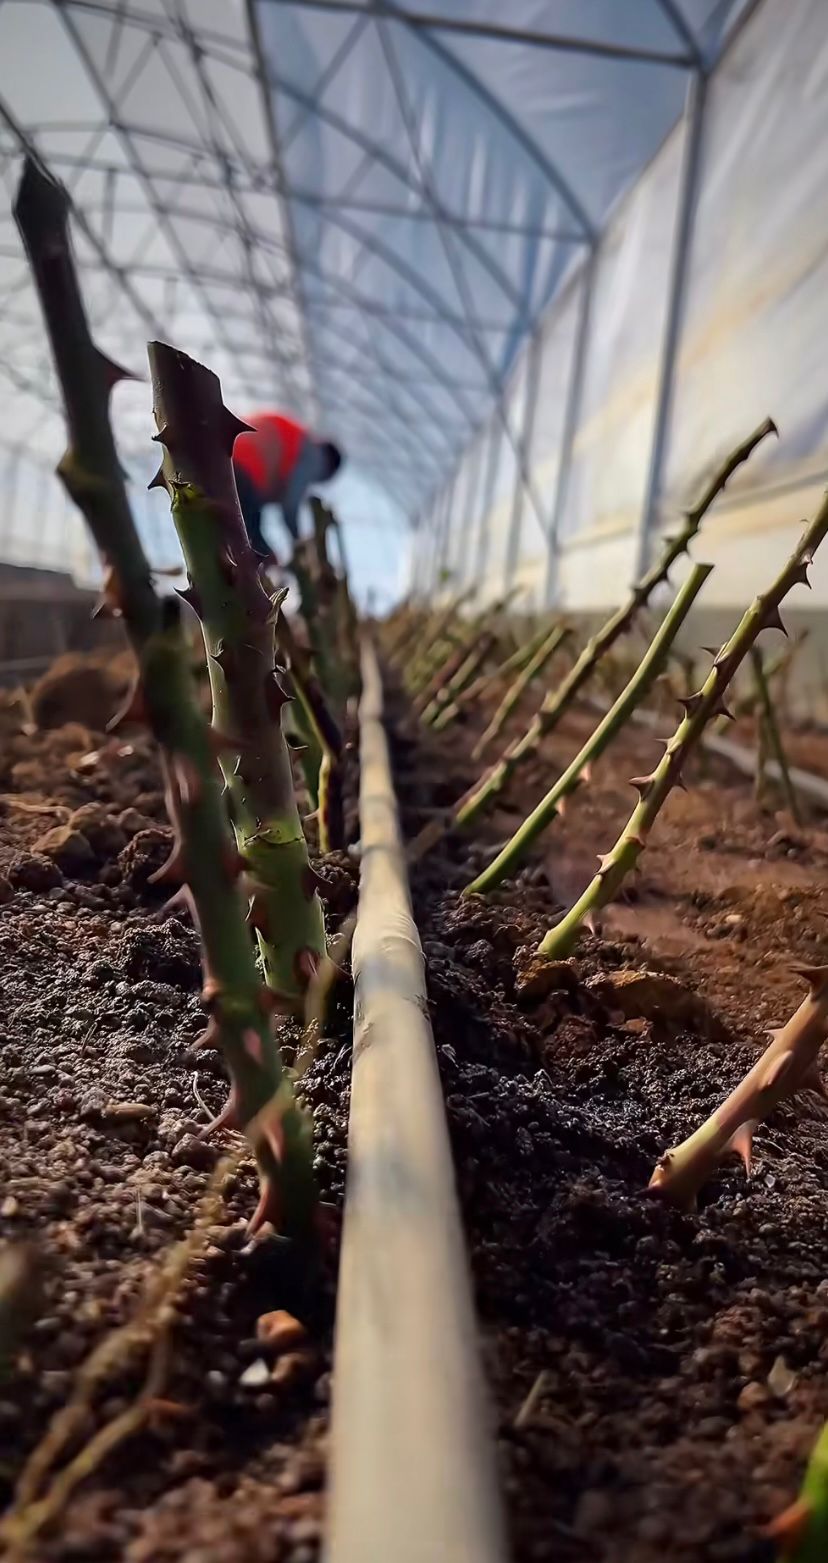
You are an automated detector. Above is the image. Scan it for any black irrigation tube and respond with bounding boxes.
[325,636,508,1563]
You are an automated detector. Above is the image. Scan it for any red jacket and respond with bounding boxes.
[233,413,307,500]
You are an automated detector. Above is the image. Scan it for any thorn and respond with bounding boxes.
[624,833,646,851]
[712,699,735,720]
[596,851,615,875]
[198,1091,240,1141]
[580,760,592,784]
[106,679,148,732]
[727,1120,755,1174]
[147,843,186,886]
[295,948,320,985]
[148,464,167,492]
[175,756,203,808]
[154,885,193,923]
[790,561,812,589]
[223,408,255,453]
[97,348,139,392]
[790,961,828,994]
[201,977,223,1012]
[247,1176,282,1238]
[175,582,203,616]
[764,604,789,637]
[678,691,703,716]
[629,774,654,798]
[265,672,290,720]
[241,1027,264,1066]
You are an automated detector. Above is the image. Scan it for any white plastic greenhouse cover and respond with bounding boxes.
[0,0,818,610]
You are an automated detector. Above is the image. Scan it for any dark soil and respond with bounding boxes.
[0,657,357,1562]
[399,674,828,1563]
[2,646,828,1561]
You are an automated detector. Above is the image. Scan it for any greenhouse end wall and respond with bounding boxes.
[421,0,828,616]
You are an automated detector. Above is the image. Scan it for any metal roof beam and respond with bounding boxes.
[268,0,696,69]
[0,95,163,340]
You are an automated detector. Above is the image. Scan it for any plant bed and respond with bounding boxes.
[0,677,359,1561]
[389,664,828,1563]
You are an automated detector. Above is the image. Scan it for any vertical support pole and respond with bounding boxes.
[428,487,449,596]
[543,246,597,606]
[2,447,21,562]
[437,470,459,591]
[504,331,542,595]
[634,69,707,579]
[457,441,483,590]
[474,422,502,603]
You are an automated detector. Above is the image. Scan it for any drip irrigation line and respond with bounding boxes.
[325,636,507,1563]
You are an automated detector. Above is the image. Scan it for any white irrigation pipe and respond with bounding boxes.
[325,636,508,1563]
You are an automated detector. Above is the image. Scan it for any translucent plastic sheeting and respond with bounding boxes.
[561,118,684,547]
[662,0,828,579]
[511,279,581,598]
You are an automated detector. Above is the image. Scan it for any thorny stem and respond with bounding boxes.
[454,418,777,831]
[750,646,802,824]
[465,565,712,896]
[14,159,316,1236]
[766,1419,828,1563]
[441,624,553,724]
[275,610,345,852]
[470,622,570,760]
[650,965,828,1207]
[538,496,828,961]
[148,342,326,1013]
[426,631,496,728]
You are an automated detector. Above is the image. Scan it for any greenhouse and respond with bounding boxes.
[2,4,828,1562]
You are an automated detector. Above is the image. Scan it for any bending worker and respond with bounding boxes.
[233,411,343,558]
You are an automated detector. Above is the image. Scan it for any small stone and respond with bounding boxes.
[271,1350,316,1388]
[32,826,94,873]
[514,955,576,1002]
[239,1358,270,1388]
[8,854,63,892]
[1,1195,20,1218]
[101,1101,156,1124]
[767,1356,796,1398]
[256,1310,308,1354]
[738,1380,768,1412]
[171,1135,216,1172]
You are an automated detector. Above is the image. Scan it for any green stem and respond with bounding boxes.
[750,645,802,824]
[538,498,828,960]
[275,611,345,853]
[470,623,570,760]
[15,158,315,1236]
[426,632,495,727]
[650,964,828,1207]
[454,419,777,831]
[148,342,326,1014]
[466,565,712,896]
